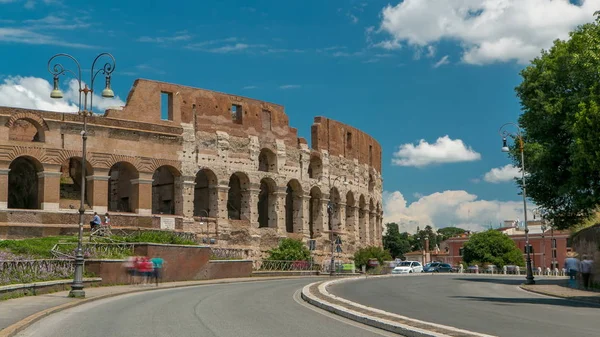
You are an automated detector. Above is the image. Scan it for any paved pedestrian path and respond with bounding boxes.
[520,283,600,305]
[0,276,318,336]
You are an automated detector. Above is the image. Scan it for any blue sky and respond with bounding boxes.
[0,0,597,232]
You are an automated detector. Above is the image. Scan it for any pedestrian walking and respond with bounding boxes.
[151,256,165,286]
[104,213,111,228]
[124,256,136,284]
[564,252,579,288]
[580,254,594,290]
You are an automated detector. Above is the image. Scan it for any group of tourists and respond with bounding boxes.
[564,252,594,290]
[124,256,165,286]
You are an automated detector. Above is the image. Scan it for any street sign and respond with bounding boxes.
[335,244,342,253]
[335,236,342,245]
[308,239,316,251]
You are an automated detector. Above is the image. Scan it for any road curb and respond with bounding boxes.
[0,276,318,337]
[518,285,600,307]
[301,276,497,337]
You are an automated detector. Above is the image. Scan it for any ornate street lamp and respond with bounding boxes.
[499,122,534,285]
[48,53,116,298]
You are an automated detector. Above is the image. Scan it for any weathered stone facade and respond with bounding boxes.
[0,79,383,263]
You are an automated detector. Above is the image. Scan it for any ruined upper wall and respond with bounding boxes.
[311,117,382,173]
[105,79,301,146]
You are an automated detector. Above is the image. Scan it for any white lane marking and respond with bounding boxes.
[292,289,399,337]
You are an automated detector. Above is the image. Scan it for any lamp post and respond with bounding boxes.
[499,122,534,285]
[48,53,116,298]
[327,176,348,276]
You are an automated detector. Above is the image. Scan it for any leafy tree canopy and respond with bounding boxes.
[462,230,524,268]
[437,227,467,241]
[266,238,310,261]
[382,223,411,259]
[353,246,392,268]
[515,13,600,228]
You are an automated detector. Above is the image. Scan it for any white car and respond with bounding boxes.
[392,261,423,274]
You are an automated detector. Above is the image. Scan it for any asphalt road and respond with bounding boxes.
[15,278,397,337]
[330,275,600,337]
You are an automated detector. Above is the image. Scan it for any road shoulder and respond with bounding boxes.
[519,284,600,306]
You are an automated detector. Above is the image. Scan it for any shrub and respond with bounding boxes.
[353,246,392,269]
[266,238,310,261]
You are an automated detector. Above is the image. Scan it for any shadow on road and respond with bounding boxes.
[452,295,600,309]
[454,277,565,286]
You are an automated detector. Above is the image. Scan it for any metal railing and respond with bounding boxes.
[51,242,136,259]
[254,260,316,271]
[0,259,74,286]
[210,248,251,260]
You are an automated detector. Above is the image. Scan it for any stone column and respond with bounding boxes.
[181,176,196,218]
[0,168,9,210]
[369,211,376,246]
[173,176,185,216]
[87,172,110,214]
[345,206,358,244]
[274,189,287,235]
[318,197,330,238]
[337,202,346,233]
[131,173,153,215]
[359,208,368,246]
[38,170,61,211]
[375,214,381,247]
[300,193,311,238]
[215,184,230,237]
[246,185,260,228]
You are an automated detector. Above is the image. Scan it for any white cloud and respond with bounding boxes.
[0,76,124,113]
[137,31,191,44]
[392,135,481,167]
[383,189,534,233]
[483,164,521,183]
[243,85,257,90]
[433,55,450,68]
[0,28,92,48]
[377,0,600,65]
[279,84,301,89]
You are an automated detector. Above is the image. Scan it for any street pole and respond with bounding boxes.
[48,53,116,298]
[500,122,535,285]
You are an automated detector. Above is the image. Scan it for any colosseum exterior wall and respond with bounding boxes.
[0,79,383,263]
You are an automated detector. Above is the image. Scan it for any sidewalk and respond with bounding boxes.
[0,276,317,337]
[520,283,600,305]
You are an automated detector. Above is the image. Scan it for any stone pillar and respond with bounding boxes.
[87,173,110,214]
[246,185,260,227]
[300,193,311,238]
[318,197,330,238]
[174,176,185,216]
[0,168,9,210]
[38,170,61,211]
[181,176,196,218]
[337,202,346,233]
[375,215,381,247]
[215,184,230,236]
[345,206,358,244]
[369,211,376,246]
[360,208,369,246]
[131,174,153,215]
[274,189,287,234]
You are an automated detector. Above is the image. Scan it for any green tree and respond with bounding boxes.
[266,238,310,261]
[353,246,392,268]
[462,230,524,268]
[382,223,411,259]
[515,13,600,229]
[437,227,466,242]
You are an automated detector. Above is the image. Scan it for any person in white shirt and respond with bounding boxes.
[580,255,594,290]
[564,252,579,288]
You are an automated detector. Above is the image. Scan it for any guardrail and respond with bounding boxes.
[254,260,316,271]
[210,248,251,260]
[0,259,74,286]
[51,242,136,259]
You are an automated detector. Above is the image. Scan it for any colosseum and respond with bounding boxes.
[0,79,383,264]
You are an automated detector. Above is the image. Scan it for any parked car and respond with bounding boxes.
[392,261,423,274]
[424,262,453,273]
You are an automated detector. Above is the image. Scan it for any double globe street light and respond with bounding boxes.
[499,122,535,285]
[48,53,116,298]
